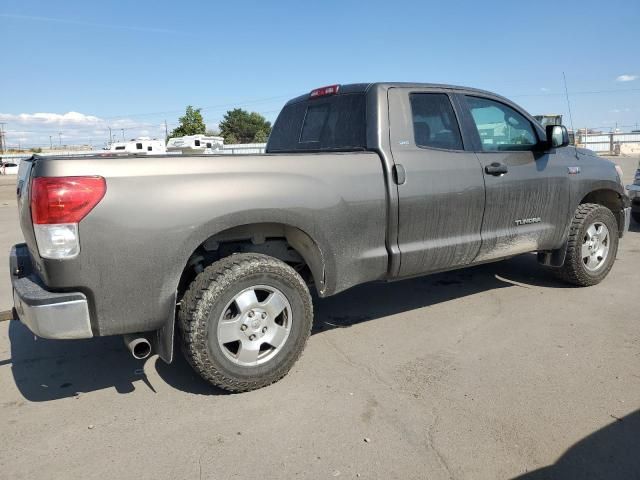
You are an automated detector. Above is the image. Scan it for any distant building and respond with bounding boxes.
[533,114,563,128]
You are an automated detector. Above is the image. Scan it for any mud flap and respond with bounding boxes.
[537,242,568,267]
[151,301,176,363]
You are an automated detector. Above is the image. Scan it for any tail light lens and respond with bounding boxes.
[31,177,106,259]
[31,177,106,224]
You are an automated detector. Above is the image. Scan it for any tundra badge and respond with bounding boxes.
[515,217,541,226]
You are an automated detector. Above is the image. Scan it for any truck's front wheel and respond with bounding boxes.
[555,203,619,286]
[179,253,313,392]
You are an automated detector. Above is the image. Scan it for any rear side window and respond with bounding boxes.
[267,93,366,152]
[410,93,463,150]
[136,143,143,150]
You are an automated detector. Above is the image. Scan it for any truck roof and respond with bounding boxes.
[284,82,508,106]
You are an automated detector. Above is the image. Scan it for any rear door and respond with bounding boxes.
[458,95,569,261]
[388,88,486,277]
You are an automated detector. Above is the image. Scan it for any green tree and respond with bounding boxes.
[219,109,271,144]
[169,106,207,138]
[254,129,268,143]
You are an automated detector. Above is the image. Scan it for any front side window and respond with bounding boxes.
[136,143,143,149]
[466,96,537,151]
[410,93,463,150]
[195,140,201,146]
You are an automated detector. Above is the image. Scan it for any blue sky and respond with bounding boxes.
[1,0,639,148]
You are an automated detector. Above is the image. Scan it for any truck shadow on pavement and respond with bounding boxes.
[7,252,572,401]
[6,322,151,401]
[510,409,640,480]
[309,252,571,334]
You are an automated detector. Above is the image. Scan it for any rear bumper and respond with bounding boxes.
[10,243,93,339]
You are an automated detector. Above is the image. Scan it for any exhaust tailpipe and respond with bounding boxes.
[123,334,152,360]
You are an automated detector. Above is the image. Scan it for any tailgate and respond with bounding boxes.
[16,158,39,265]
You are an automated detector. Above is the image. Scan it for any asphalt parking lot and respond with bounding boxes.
[0,156,638,480]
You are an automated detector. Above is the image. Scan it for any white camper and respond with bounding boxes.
[166,135,224,154]
[108,138,166,154]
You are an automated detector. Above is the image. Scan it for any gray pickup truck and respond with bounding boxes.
[10,83,632,392]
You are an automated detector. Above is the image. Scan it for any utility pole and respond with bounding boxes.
[108,126,112,146]
[58,131,62,147]
[49,135,53,149]
[121,129,125,142]
[164,120,169,140]
[0,122,6,154]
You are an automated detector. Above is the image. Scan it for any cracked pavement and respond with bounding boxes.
[0,156,639,479]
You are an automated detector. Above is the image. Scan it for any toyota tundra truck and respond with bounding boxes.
[9,83,632,392]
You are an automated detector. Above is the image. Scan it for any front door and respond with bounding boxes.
[459,95,570,262]
[388,88,486,277]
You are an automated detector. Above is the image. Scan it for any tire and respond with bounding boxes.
[555,203,619,286]
[179,253,313,392]
[632,211,640,224]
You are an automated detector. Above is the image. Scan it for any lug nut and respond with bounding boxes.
[262,327,267,333]
[249,334,256,341]
[248,311,254,318]
[261,313,267,319]
[240,324,247,331]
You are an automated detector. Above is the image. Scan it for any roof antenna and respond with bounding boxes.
[562,72,575,134]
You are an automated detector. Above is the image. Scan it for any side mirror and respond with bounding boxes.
[546,124,570,148]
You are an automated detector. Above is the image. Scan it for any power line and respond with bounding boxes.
[99,94,297,120]
[509,87,640,98]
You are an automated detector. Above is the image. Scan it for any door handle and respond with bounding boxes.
[393,164,406,185]
[485,162,508,176]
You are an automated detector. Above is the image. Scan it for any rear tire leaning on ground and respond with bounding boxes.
[179,253,313,392]
[555,203,619,287]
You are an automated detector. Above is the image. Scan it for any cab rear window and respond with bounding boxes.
[266,93,367,152]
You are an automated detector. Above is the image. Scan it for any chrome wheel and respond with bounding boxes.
[581,222,610,272]
[216,285,292,367]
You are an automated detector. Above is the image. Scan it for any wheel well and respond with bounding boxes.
[580,189,624,231]
[178,223,324,299]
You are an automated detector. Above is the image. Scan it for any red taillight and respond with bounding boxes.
[31,176,106,225]
[310,84,340,99]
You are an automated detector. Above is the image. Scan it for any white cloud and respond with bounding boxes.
[540,87,549,92]
[0,111,103,126]
[616,74,638,82]
[0,111,166,148]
